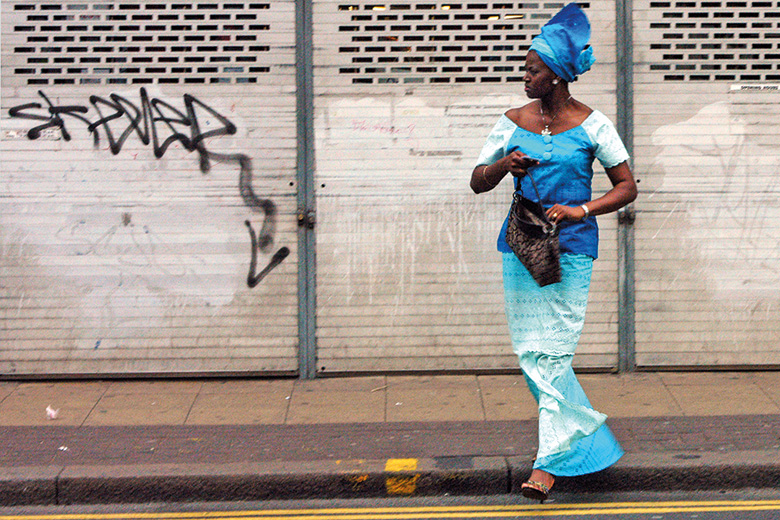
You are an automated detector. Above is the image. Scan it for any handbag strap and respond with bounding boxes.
[514,168,556,231]
[515,169,543,202]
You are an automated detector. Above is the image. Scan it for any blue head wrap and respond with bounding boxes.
[529,3,596,83]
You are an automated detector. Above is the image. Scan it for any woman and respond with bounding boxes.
[470,3,638,503]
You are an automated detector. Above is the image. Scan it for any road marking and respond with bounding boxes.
[384,458,420,496]
[384,459,418,472]
[4,500,780,520]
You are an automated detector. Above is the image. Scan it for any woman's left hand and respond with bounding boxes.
[546,204,583,224]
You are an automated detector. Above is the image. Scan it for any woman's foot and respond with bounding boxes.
[521,469,555,502]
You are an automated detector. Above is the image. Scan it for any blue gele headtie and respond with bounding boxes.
[529,3,596,83]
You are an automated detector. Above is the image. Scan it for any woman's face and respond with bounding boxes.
[523,51,557,98]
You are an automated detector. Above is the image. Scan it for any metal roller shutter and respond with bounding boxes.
[1,0,299,376]
[312,0,624,373]
[633,0,780,367]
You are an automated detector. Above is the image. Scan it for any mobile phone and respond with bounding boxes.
[522,156,540,168]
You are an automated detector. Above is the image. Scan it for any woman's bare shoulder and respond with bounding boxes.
[570,99,594,120]
[504,103,538,129]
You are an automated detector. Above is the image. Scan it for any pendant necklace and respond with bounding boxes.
[539,95,573,136]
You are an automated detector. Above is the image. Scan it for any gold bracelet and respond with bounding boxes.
[481,164,492,186]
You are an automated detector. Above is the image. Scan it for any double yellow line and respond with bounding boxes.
[3,501,780,520]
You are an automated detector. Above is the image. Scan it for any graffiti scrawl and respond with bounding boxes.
[8,88,289,287]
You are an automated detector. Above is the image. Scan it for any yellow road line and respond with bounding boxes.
[3,500,780,520]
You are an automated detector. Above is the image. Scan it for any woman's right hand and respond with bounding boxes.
[502,152,539,178]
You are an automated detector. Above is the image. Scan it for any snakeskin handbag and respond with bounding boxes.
[505,172,561,287]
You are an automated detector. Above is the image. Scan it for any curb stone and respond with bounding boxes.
[2,457,510,506]
[0,465,62,507]
[509,450,780,494]
[2,451,779,506]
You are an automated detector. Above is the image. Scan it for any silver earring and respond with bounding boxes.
[553,78,560,85]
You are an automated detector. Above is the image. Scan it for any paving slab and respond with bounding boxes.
[477,375,538,421]
[386,375,485,422]
[83,392,199,426]
[750,372,780,408]
[658,372,780,416]
[579,373,685,417]
[104,380,204,395]
[0,382,109,427]
[0,382,19,403]
[186,391,291,425]
[187,378,295,425]
[198,379,296,396]
[286,377,387,424]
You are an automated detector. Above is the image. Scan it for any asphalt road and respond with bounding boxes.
[2,491,780,520]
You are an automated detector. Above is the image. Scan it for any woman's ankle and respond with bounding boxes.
[529,469,555,487]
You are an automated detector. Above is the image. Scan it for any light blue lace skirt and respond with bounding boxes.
[503,252,623,477]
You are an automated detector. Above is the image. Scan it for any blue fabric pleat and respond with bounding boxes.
[503,252,624,477]
[520,351,624,476]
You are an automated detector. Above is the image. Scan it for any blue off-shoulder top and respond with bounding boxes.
[475,110,630,259]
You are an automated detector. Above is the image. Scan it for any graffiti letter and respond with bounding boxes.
[88,94,130,154]
[245,220,290,288]
[149,93,193,158]
[184,94,237,174]
[9,91,94,143]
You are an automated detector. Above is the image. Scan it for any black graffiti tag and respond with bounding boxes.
[245,220,290,288]
[9,91,97,145]
[8,89,288,287]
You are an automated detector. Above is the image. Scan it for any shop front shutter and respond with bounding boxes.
[633,0,780,367]
[1,0,299,376]
[311,0,624,373]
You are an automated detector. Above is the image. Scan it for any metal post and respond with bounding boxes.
[296,0,317,379]
[616,0,637,373]
[617,206,636,373]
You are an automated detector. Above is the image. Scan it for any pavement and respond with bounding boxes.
[1,371,779,506]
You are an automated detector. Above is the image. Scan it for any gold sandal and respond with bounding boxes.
[521,478,554,503]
